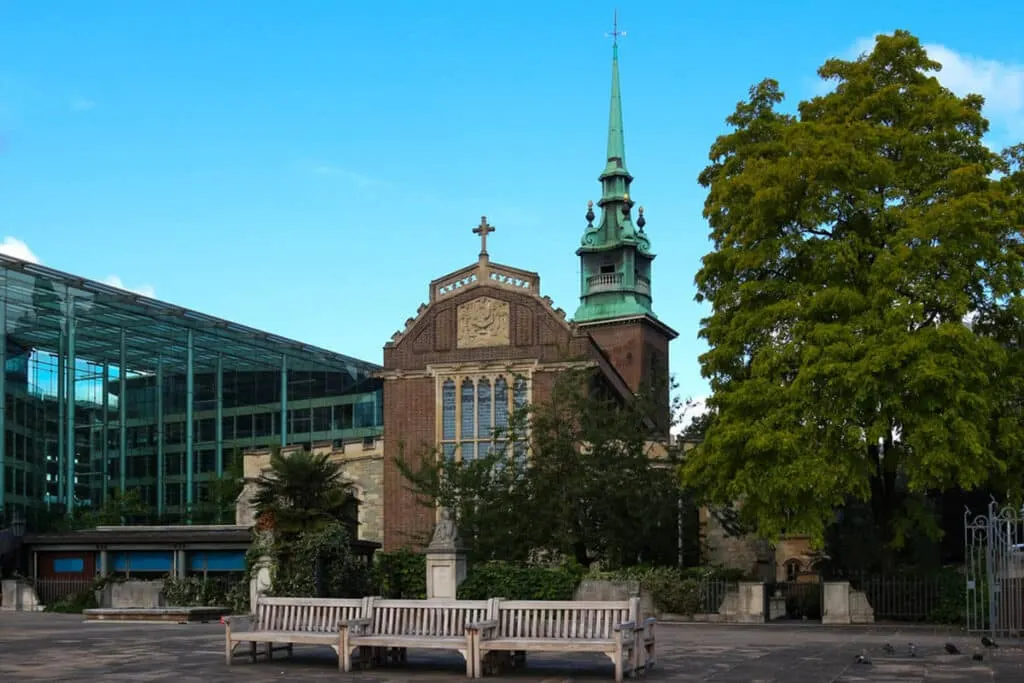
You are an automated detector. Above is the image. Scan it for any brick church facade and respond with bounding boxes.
[378,36,679,551]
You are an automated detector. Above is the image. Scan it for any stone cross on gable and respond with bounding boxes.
[473,216,495,257]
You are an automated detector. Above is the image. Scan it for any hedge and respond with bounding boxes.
[458,561,586,600]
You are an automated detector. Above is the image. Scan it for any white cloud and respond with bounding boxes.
[0,236,40,263]
[70,97,96,112]
[836,35,1024,142]
[102,274,156,298]
[672,395,709,437]
[0,237,156,298]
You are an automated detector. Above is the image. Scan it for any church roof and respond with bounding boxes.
[387,217,571,347]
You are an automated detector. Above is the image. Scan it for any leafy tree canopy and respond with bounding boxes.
[683,30,1024,547]
[253,448,359,540]
[399,368,682,569]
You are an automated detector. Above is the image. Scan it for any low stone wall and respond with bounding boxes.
[0,580,43,612]
[574,579,654,619]
[822,581,875,625]
[84,606,230,623]
[574,579,765,623]
[95,580,166,609]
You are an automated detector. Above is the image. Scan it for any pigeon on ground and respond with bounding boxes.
[945,643,961,655]
[982,636,998,649]
[855,653,872,665]
[908,642,917,657]
[972,651,984,662]
[882,643,895,654]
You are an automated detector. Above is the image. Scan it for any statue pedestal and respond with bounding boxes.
[425,546,467,600]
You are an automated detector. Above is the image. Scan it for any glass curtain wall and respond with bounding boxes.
[0,257,382,529]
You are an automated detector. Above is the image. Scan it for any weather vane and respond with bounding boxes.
[606,9,626,46]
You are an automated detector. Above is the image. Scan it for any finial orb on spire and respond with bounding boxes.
[585,200,595,227]
[637,205,646,230]
[606,9,626,47]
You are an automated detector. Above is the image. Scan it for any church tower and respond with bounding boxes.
[574,20,678,429]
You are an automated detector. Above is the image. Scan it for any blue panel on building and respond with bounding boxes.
[188,550,246,572]
[53,558,84,573]
[111,551,172,572]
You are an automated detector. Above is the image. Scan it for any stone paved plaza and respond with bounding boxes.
[2,612,1024,681]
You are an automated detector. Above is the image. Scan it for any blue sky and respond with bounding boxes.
[1,1,1022,413]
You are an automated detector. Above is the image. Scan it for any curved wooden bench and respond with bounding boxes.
[469,598,642,681]
[224,596,371,669]
[340,598,496,677]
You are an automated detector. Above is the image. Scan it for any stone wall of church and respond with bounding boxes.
[699,506,761,577]
[381,281,594,551]
[234,439,385,544]
[382,376,436,550]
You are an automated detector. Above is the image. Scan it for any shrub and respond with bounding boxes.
[44,589,97,614]
[458,561,585,600]
[926,568,968,625]
[371,550,427,599]
[270,521,371,598]
[161,575,249,613]
[592,565,745,615]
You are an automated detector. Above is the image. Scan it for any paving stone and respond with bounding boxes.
[1,613,1023,682]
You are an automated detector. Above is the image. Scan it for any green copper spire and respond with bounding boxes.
[605,10,626,176]
[575,12,657,324]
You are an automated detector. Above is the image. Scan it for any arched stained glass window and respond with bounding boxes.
[441,380,456,441]
[477,379,492,439]
[436,374,531,464]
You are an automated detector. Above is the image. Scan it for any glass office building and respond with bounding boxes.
[0,254,383,527]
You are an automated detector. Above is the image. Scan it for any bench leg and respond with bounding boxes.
[225,639,234,666]
[266,642,272,661]
[614,650,624,683]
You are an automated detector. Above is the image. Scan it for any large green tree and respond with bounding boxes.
[683,31,1024,552]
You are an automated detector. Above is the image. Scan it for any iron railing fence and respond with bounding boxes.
[847,573,958,623]
[34,577,94,606]
[766,581,822,620]
[698,579,735,614]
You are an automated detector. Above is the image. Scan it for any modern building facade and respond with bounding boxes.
[0,254,383,529]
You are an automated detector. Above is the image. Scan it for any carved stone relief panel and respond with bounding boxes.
[456,296,511,349]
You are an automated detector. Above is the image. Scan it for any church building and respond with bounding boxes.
[379,37,678,551]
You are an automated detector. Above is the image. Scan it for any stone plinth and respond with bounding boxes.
[721,582,766,623]
[425,548,467,599]
[822,581,851,624]
[95,580,165,609]
[425,507,466,600]
[0,580,43,612]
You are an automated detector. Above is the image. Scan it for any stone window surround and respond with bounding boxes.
[428,361,538,464]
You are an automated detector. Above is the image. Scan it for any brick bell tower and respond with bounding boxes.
[574,18,678,433]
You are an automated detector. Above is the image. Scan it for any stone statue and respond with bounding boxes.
[429,507,461,549]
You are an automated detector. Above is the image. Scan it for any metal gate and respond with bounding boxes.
[965,500,1024,640]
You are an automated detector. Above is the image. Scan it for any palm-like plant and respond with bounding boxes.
[252,449,358,539]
